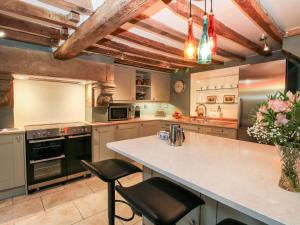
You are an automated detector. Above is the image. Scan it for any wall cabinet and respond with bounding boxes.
[151,72,171,102]
[113,65,135,101]
[92,126,116,162]
[113,66,171,102]
[0,134,25,191]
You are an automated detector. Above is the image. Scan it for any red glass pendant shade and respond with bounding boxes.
[208,14,217,55]
[184,17,197,60]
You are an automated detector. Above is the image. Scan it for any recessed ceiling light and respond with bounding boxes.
[0,31,6,38]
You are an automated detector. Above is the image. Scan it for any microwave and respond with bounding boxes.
[108,105,130,121]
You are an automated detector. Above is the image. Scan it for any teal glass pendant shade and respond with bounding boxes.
[198,15,212,64]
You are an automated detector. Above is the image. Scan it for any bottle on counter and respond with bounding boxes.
[217,105,223,118]
[134,105,141,118]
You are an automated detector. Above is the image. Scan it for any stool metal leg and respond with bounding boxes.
[108,181,115,225]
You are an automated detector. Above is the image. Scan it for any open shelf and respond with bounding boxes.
[196,87,238,91]
[196,102,238,105]
[136,85,152,88]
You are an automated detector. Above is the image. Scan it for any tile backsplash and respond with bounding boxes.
[132,102,179,117]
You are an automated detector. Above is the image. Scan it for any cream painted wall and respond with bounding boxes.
[191,67,239,119]
[14,79,85,127]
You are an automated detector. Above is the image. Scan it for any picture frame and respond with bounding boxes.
[0,90,11,107]
[206,95,217,104]
[223,95,235,104]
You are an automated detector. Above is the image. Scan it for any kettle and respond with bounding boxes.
[169,124,185,146]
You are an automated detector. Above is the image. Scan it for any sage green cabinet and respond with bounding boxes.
[0,134,25,191]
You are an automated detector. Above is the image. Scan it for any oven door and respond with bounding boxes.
[108,106,129,121]
[65,134,91,176]
[26,137,67,189]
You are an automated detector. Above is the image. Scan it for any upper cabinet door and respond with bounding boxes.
[113,65,135,101]
[151,72,171,102]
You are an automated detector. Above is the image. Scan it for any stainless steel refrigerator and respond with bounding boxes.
[237,60,286,142]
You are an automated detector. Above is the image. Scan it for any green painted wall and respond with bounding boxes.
[170,70,191,115]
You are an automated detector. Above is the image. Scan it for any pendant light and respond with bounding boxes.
[184,0,197,60]
[197,0,212,64]
[208,0,217,55]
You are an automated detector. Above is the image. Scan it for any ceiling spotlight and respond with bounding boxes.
[259,34,271,52]
[0,31,6,38]
[120,53,125,60]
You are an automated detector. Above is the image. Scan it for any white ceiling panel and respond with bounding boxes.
[260,0,300,31]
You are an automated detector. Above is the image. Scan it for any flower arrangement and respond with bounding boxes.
[247,91,300,192]
[247,91,300,147]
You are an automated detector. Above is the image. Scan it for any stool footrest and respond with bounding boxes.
[115,199,141,222]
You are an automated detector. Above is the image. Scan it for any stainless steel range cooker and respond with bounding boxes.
[25,122,92,192]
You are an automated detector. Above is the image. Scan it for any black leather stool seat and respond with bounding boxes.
[81,159,142,182]
[217,219,246,225]
[116,177,205,225]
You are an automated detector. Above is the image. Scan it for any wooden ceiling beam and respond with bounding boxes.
[130,14,245,61]
[98,38,219,67]
[0,27,59,47]
[87,45,184,70]
[111,28,183,56]
[115,58,175,73]
[39,0,93,15]
[231,0,283,43]
[0,0,78,29]
[285,27,300,37]
[167,0,264,55]
[54,0,158,60]
[0,13,68,40]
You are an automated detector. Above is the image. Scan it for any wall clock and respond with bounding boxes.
[173,80,186,94]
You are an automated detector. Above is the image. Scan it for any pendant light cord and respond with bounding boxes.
[204,0,207,15]
[189,0,192,18]
[210,0,213,13]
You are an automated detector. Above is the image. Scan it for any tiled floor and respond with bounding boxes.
[0,172,143,225]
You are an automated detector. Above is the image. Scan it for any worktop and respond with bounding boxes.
[91,117,238,129]
[0,128,25,135]
[107,132,300,225]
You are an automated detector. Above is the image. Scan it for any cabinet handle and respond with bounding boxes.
[16,135,21,142]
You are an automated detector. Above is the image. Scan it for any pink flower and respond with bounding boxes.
[259,105,267,113]
[286,91,296,103]
[256,112,264,122]
[268,99,291,113]
[275,113,289,126]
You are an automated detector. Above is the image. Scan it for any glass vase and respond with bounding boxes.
[276,145,300,192]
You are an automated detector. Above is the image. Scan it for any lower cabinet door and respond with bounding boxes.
[0,134,25,191]
[92,126,116,162]
[141,121,161,137]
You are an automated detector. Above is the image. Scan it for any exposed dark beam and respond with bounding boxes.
[98,38,219,67]
[0,0,78,29]
[0,13,68,40]
[0,27,59,47]
[87,45,184,70]
[111,28,183,56]
[115,58,175,73]
[232,0,283,43]
[167,0,264,55]
[130,14,245,61]
[54,0,157,60]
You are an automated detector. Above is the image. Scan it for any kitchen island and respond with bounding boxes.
[107,132,300,225]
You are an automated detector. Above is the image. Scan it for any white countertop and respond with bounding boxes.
[107,132,300,225]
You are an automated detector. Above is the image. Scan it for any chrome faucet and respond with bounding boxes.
[197,104,208,122]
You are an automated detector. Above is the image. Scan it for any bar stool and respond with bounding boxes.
[116,176,205,225]
[217,219,246,225]
[81,159,142,225]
